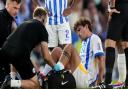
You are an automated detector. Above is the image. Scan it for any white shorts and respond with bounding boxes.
[46,22,72,47]
[73,63,89,88]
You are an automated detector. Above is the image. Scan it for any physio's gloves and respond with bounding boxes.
[54,61,64,71]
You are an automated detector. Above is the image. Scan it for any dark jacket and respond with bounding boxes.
[0,8,14,48]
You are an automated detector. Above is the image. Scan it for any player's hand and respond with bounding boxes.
[63,7,72,16]
[107,8,120,21]
[108,8,120,16]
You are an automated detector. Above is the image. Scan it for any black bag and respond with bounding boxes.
[42,70,76,89]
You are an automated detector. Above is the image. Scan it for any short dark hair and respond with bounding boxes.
[33,7,47,18]
[74,17,92,32]
[6,0,22,4]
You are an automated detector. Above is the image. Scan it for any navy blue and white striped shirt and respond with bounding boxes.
[45,0,69,25]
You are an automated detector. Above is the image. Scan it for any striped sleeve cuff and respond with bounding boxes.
[94,52,104,58]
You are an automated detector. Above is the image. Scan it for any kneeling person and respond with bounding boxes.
[0,7,57,89]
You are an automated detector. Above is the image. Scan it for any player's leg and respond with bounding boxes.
[105,13,126,84]
[116,41,126,82]
[58,22,72,48]
[123,42,128,87]
[41,45,72,76]
[58,44,80,72]
[11,56,40,89]
[46,24,58,51]
[42,44,89,88]
[58,44,89,88]
[42,44,80,75]
[105,39,116,84]
[122,23,128,87]
[48,44,82,73]
[20,75,40,89]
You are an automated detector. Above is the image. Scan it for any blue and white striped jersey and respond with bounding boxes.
[79,34,104,84]
[45,0,69,25]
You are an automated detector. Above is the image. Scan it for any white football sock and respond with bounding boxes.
[11,80,21,87]
[117,54,126,82]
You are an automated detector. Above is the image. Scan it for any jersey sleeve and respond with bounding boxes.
[91,35,104,58]
[38,24,48,43]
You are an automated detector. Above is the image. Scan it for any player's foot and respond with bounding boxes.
[91,82,113,89]
[112,81,124,88]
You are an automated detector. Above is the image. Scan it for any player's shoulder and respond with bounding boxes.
[91,34,100,39]
[25,19,45,28]
[29,19,42,25]
[90,34,101,43]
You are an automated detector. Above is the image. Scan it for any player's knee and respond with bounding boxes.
[30,76,40,89]
[52,47,62,62]
[105,39,116,48]
[30,80,40,89]
[63,44,73,57]
[52,47,62,54]
[22,80,39,89]
[65,44,73,51]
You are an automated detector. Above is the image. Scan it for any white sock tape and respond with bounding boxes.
[11,80,21,87]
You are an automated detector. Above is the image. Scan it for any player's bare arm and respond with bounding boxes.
[108,0,120,16]
[63,0,81,16]
[96,56,105,85]
[40,42,55,67]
